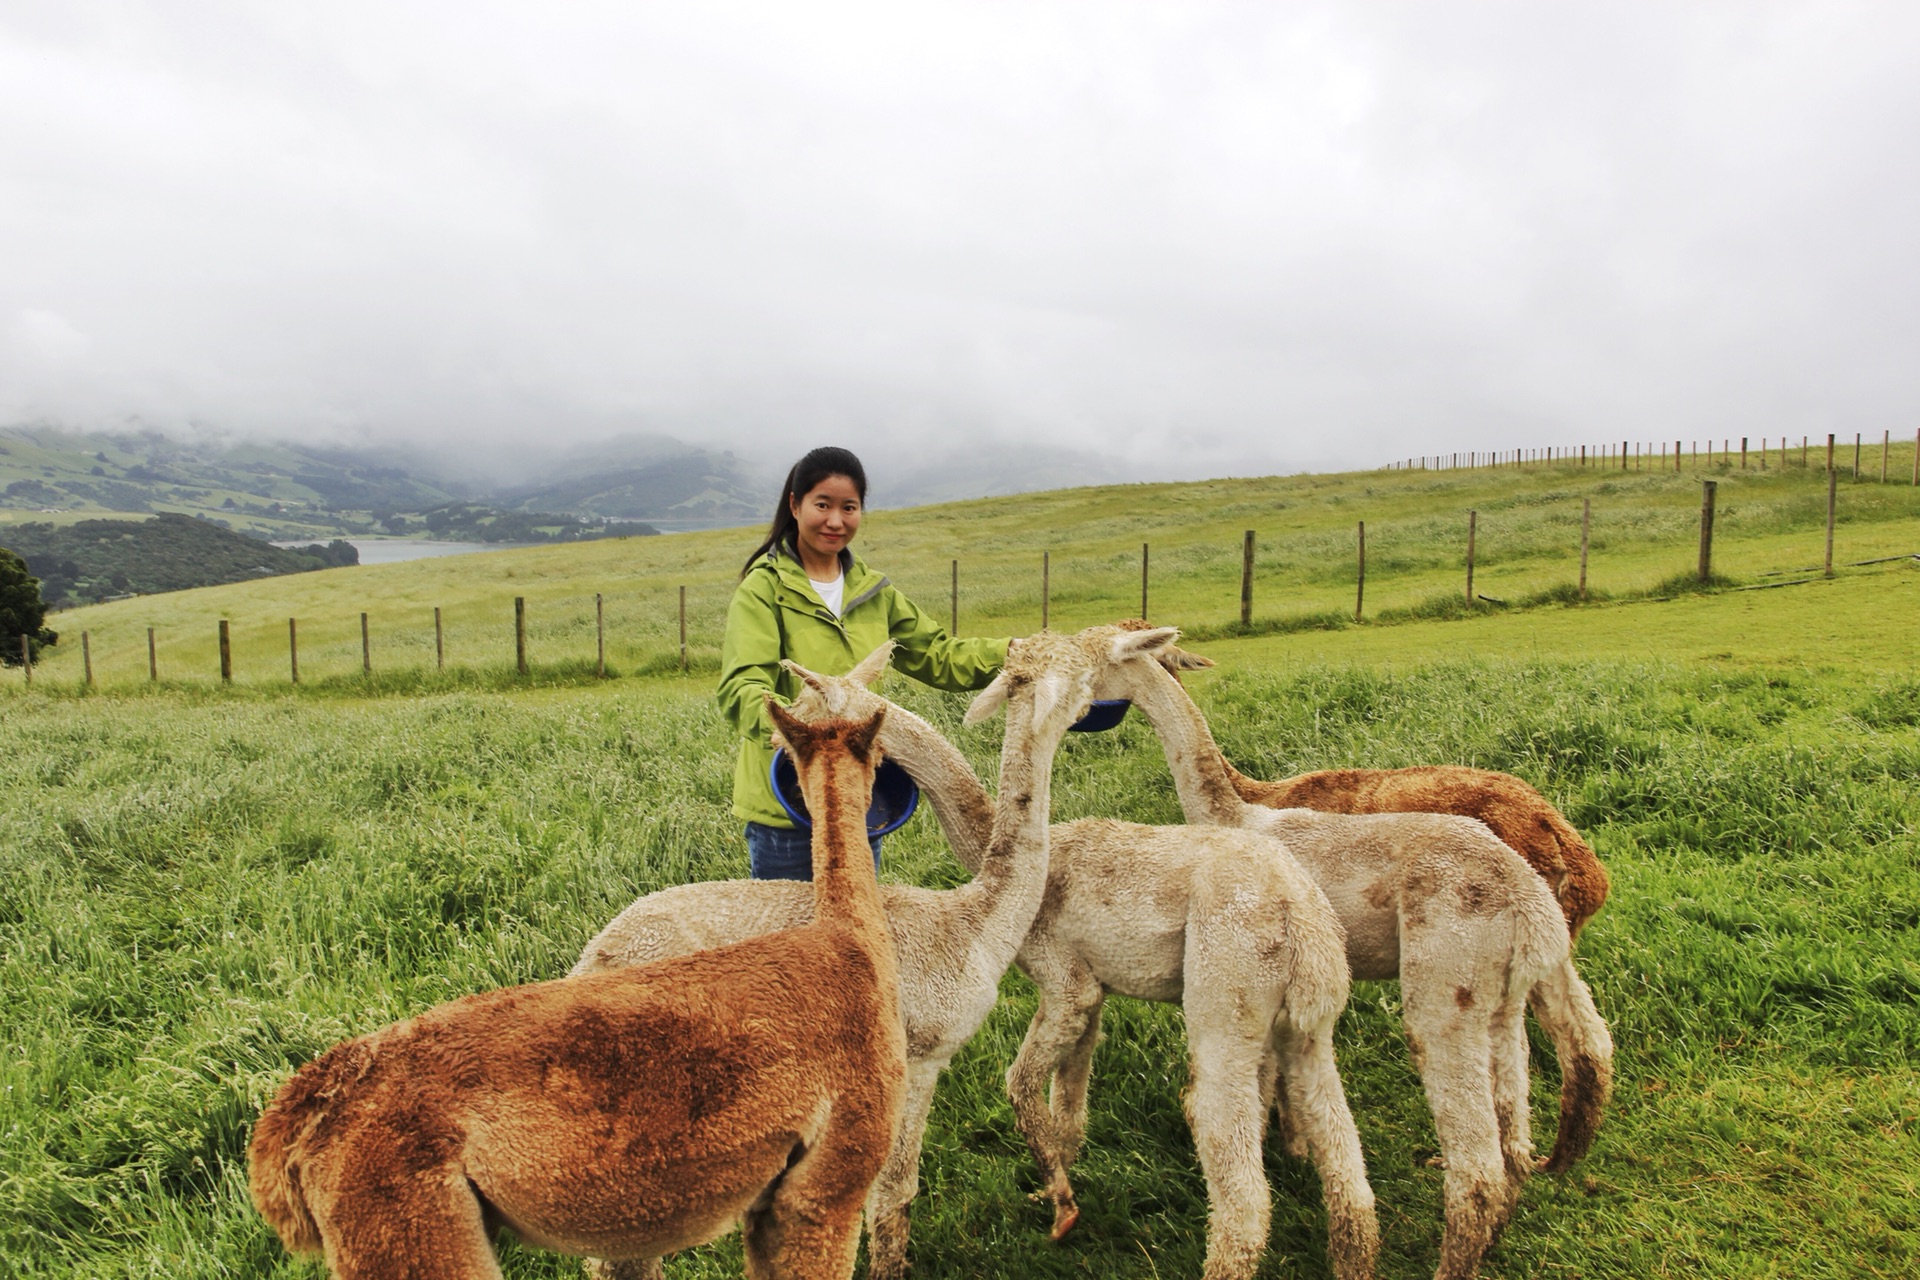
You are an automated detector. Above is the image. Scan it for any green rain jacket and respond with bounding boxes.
[718,541,1009,827]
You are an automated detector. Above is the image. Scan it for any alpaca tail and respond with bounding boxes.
[1527,955,1614,1172]
[247,1057,345,1256]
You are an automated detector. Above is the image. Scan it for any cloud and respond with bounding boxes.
[2,2,1917,479]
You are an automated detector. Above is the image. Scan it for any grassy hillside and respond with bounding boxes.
[9,450,1918,691]
[4,456,1916,1277]
[4,645,1916,1278]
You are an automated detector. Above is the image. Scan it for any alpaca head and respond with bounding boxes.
[767,699,887,817]
[1112,618,1215,682]
[782,642,895,721]
[961,629,1101,739]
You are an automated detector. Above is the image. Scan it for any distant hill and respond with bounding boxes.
[0,424,761,532]
[0,514,357,608]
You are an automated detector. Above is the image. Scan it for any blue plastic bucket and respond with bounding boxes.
[770,749,921,837]
[1069,698,1131,732]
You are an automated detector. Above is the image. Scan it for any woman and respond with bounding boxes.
[718,446,1012,880]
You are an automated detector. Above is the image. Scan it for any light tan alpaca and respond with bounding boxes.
[1138,633,1612,1173]
[1122,621,1610,939]
[571,633,1100,1280]
[961,629,1379,1280]
[1084,630,1614,1280]
[248,703,905,1280]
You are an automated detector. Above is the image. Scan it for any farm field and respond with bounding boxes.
[4,460,1917,1279]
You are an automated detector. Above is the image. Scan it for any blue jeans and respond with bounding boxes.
[745,822,882,881]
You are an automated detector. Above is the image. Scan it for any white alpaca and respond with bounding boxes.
[570,631,1103,1280]
[835,628,1380,1280]
[1076,627,1615,1280]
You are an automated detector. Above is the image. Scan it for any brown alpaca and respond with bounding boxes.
[248,703,906,1280]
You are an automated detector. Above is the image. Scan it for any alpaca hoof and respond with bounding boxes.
[1050,1201,1080,1241]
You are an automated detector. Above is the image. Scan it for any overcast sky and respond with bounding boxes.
[3,2,1917,483]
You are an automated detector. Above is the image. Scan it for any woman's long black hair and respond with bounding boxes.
[740,446,869,577]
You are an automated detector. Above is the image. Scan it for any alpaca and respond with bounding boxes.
[570,632,1103,1280]
[248,704,906,1280]
[1125,621,1610,938]
[962,630,1379,1280]
[1080,629,1614,1280]
[1137,632,1612,1170]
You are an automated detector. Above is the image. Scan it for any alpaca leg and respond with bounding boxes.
[1487,994,1536,1188]
[1263,1035,1307,1160]
[316,1170,504,1280]
[582,1259,663,1280]
[865,1059,945,1280]
[1526,959,1614,1172]
[1048,989,1106,1171]
[1402,982,1513,1280]
[1006,954,1103,1239]
[742,1137,872,1280]
[1181,1029,1272,1280]
[1274,1023,1380,1280]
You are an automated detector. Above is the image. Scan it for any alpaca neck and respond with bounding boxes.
[980,694,1063,916]
[1121,663,1249,827]
[804,755,891,937]
[874,704,994,875]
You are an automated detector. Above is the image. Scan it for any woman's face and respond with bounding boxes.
[789,473,863,565]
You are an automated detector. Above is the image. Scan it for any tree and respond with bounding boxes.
[0,545,57,666]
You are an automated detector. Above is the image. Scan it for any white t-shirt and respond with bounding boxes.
[811,572,845,617]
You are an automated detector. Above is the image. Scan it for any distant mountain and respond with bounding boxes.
[2,513,356,608]
[0,424,764,532]
[877,445,1136,508]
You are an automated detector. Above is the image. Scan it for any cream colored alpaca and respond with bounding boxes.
[1085,630,1614,1280]
[248,704,904,1280]
[963,629,1379,1280]
[571,633,1101,1280]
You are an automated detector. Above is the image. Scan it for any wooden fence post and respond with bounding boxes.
[596,593,605,678]
[1240,531,1254,627]
[82,630,93,687]
[1854,432,1861,480]
[19,632,28,686]
[1466,510,1478,601]
[1042,551,1051,630]
[678,586,688,672]
[1675,440,1682,472]
[1741,437,1748,469]
[1620,440,1627,471]
[1882,430,1890,483]
[1914,427,1919,486]
[951,559,958,634]
[148,627,157,682]
[289,618,299,685]
[1825,468,1837,577]
[1826,432,1835,475]
[1579,498,1591,601]
[1697,481,1716,583]
[434,607,444,670]
[219,620,232,684]
[514,597,527,675]
[361,612,371,675]
[1355,521,1365,621]
[1141,543,1149,622]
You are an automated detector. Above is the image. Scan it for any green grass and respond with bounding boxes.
[9,452,1920,694]
[4,621,1917,1277]
[5,457,1917,1276]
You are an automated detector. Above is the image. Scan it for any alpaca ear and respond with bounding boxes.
[1031,672,1070,727]
[779,659,831,696]
[964,672,1010,724]
[1109,625,1182,663]
[1161,644,1215,671]
[766,698,814,760]
[844,707,887,762]
[847,641,895,688]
